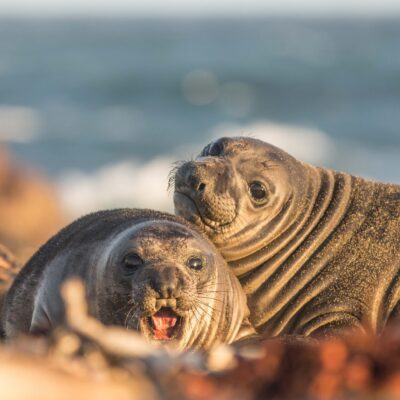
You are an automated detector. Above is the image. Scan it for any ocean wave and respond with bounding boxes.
[57,157,175,218]
[57,119,337,217]
[210,120,335,165]
[0,106,42,143]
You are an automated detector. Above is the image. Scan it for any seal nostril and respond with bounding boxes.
[198,183,206,193]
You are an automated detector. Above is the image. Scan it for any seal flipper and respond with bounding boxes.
[29,268,66,336]
[234,317,258,342]
[30,305,53,335]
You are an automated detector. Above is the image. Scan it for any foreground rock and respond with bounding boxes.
[1,280,400,400]
[0,146,64,263]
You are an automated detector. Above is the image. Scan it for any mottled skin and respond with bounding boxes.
[173,137,400,338]
[2,209,253,350]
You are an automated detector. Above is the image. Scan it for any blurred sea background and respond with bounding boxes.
[0,17,400,218]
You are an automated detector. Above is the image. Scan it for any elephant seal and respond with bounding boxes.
[2,209,253,350]
[173,136,400,338]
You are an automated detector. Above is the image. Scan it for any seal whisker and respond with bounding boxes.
[124,304,138,328]
[195,302,218,325]
[197,282,227,291]
[197,290,229,295]
[196,295,225,304]
[196,299,218,313]
[197,281,220,288]
[167,160,187,193]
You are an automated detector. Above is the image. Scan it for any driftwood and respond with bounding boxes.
[0,351,155,400]
[61,279,168,359]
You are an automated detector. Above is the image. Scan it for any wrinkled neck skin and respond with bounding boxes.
[217,160,313,267]
[208,163,354,334]
[89,228,249,351]
[224,164,348,275]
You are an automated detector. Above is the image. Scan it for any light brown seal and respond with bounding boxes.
[2,209,254,350]
[173,136,400,337]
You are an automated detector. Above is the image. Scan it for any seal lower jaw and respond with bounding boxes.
[174,191,236,233]
[174,191,204,227]
[141,307,184,341]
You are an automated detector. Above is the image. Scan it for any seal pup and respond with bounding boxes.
[2,209,253,350]
[172,137,400,337]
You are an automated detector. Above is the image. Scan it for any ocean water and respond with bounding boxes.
[0,17,399,216]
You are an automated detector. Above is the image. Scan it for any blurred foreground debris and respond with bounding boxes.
[1,279,400,400]
[0,244,18,310]
[61,279,171,359]
[0,146,64,263]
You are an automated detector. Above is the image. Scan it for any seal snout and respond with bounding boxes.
[175,161,208,195]
[150,265,183,300]
[140,266,190,341]
[155,298,177,309]
[174,160,237,229]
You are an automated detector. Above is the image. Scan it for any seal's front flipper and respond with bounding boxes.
[29,305,53,336]
[234,317,258,343]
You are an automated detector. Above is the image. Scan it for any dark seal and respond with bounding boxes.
[173,136,400,337]
[2,209,253,350]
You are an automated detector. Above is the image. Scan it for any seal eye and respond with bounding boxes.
[203,141,223,157]
[123,253,144,270]
[249,181,267,202]
[187,256,204,271]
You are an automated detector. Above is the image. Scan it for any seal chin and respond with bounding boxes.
[174,191,204,227]
[140,307,184,342]
[174,191,235,232]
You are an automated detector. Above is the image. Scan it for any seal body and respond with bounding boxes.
[2,209,252,350]
[173,137,400,337]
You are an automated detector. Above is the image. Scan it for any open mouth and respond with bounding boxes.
[143,307,182,341]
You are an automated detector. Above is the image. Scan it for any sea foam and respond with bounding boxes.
[57,119,336,218]
[57,157,175,218]
[210,120,335,165]
[0,106,42,143]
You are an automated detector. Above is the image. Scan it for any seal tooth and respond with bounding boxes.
[156,299,177,309]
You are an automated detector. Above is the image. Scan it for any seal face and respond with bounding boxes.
[173,137,400,337]
[2,209,252,350]
[173,137,306,256]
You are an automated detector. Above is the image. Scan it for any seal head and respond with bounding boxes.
[93,220,249,350]
[173,137,309,262]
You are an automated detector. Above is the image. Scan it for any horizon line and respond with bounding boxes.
[0,11,400,19]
